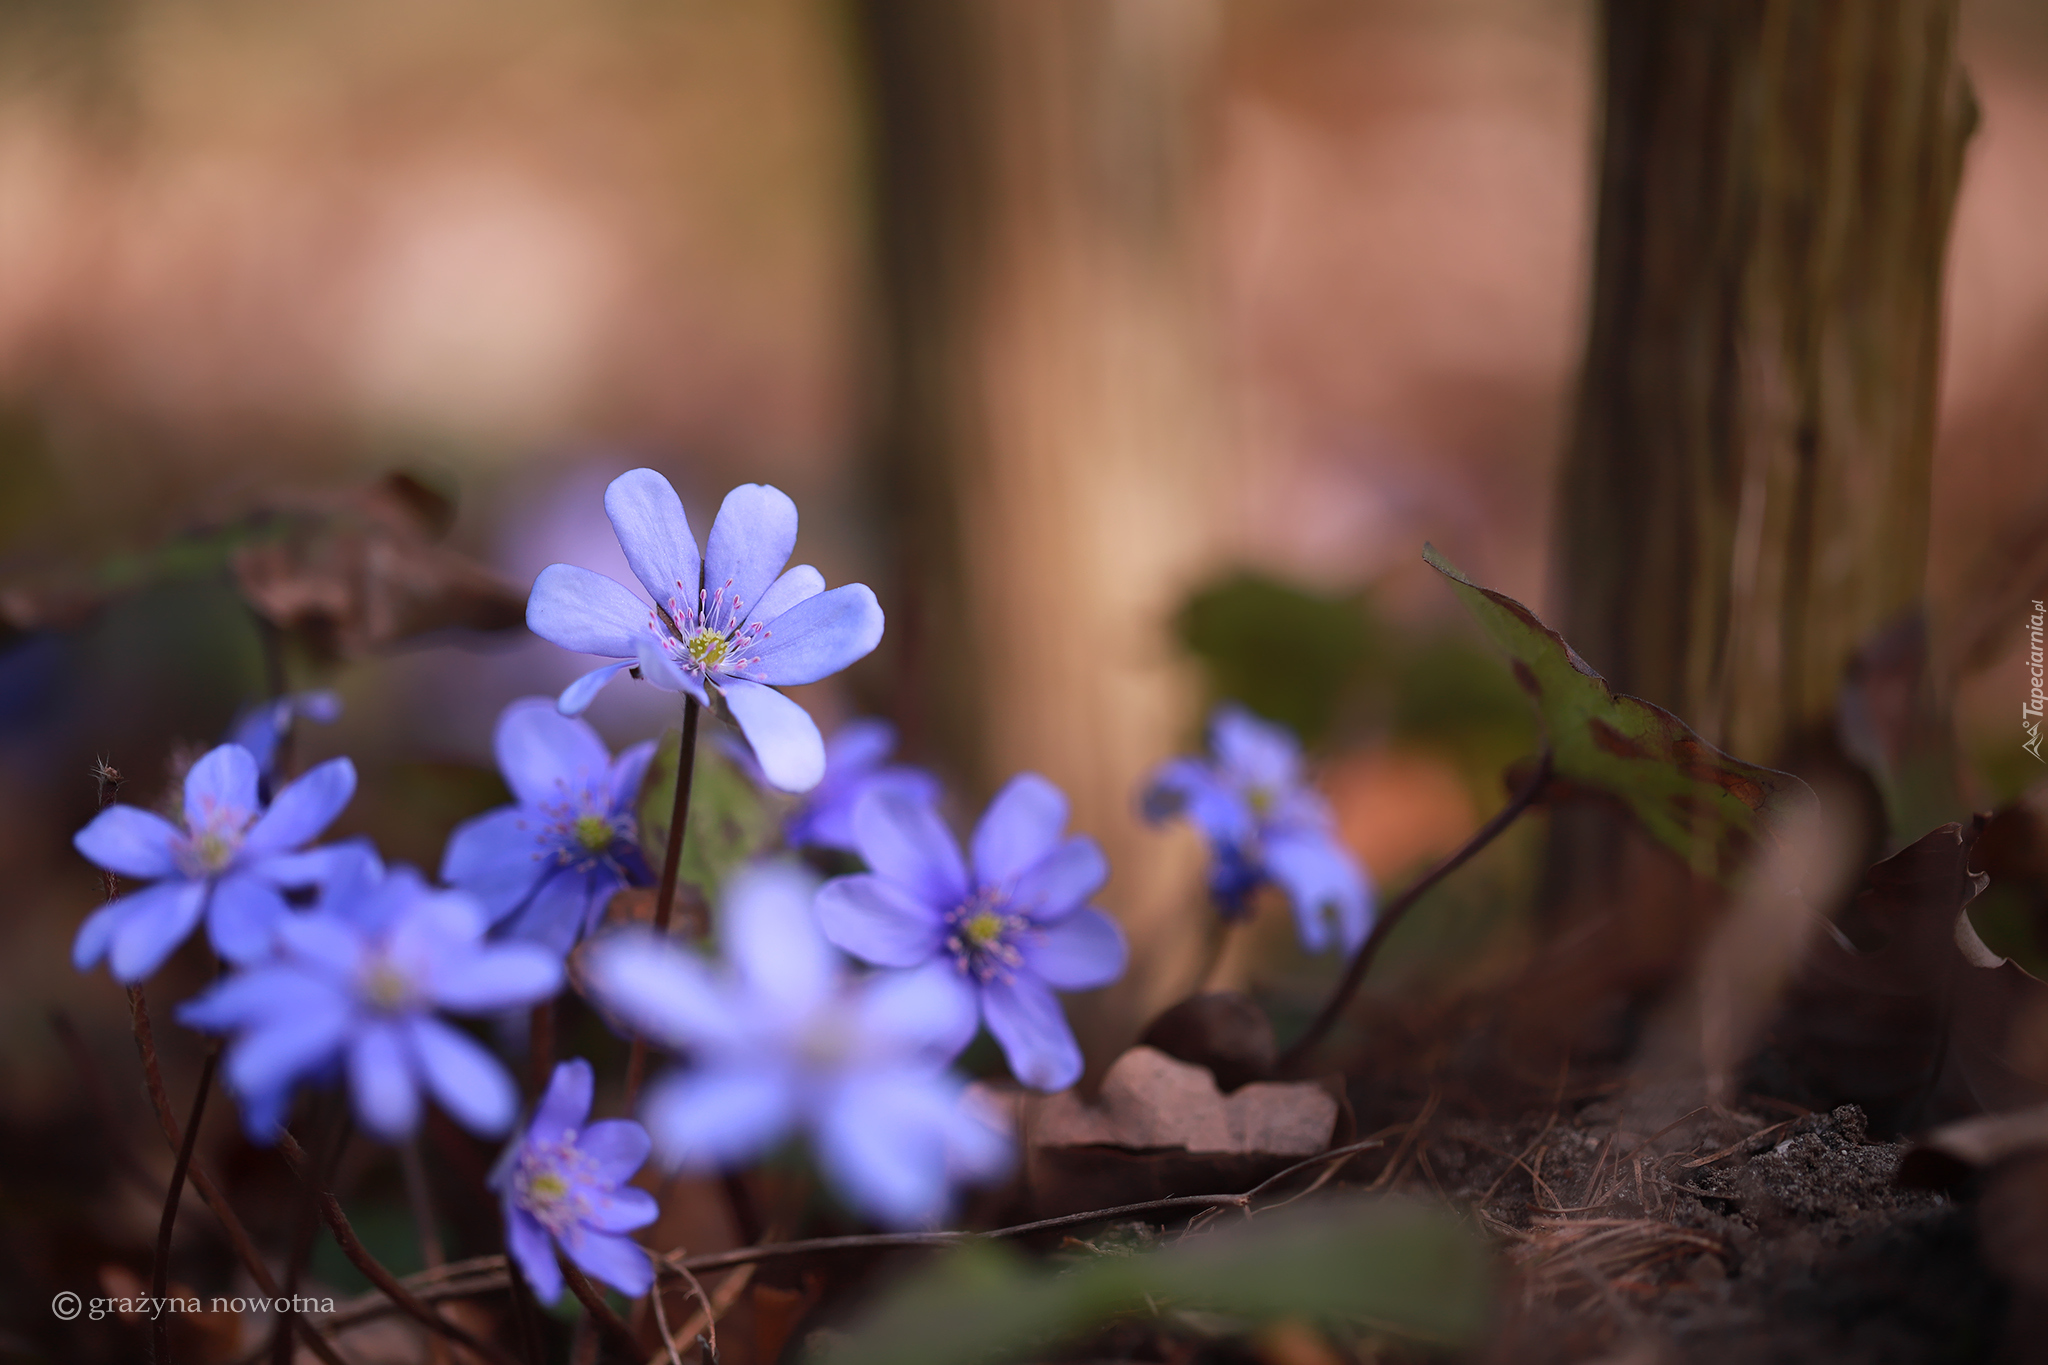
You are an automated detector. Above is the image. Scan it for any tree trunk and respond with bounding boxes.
[1557,0,1974,771]
[1547,0,1974,927]
[853,0,1228,1046]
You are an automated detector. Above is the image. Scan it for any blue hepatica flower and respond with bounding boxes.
[72,743,358,982]
[727,717,941,854]
[525,470,884,793]
[493,1058,657,1305]
[586,862,1012,1228]
[815,775,1128,1093]
[179,857,563,1142]
[441,698,655,955]
[228,690,342,797]
[1142,705,1374,957]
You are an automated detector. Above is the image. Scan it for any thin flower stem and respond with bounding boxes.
[1275,750,1554,1076]
[149,1046,218,1364]
[560,1258,642,1362]
[277,1131,522,1365]
[625,697,701,1105]
[399,1141,451,1365]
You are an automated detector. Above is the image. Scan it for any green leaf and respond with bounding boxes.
[1175,573,1377,747]
[1423,544,1815,882]
[811,1198,1494,1365]
[638,728,777,901]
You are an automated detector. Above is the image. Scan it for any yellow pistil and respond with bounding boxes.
[572,814,612,853]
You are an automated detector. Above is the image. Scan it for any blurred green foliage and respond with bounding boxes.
[813,1197,1494,1365]
[639,727,777,900]
[1173,569,1532,763]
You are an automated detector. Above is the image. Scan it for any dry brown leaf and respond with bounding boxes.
[1757,821,2048,1132]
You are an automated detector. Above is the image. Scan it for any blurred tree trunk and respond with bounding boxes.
[1558,0,1973,769]
[853,0,1227,1045]
[1549,0,1975,915]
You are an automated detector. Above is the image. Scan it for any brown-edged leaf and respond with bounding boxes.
[1424,543,1815,882]
[1758,821,2048,1132]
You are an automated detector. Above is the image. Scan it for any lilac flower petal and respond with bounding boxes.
[946,1088,1018,1184]
[108,881,209,982]
[505,1202,564,1304]
[207,871,291,964]
[981,974,1083,1092]
[854,960,980,1063]
[1009,837,1109,923]
[604,468,701,607]
[748,563,825,627]
[528,564,650,659]
[563,1228,653,1299]
[722,679,825,793]
[607,740,658,813]
[640,1066,798,1170]
[585,932,744,1054]
[73,806,181,879]
[495,870,591,956]
[349,1022,421,1139]
[226,999,351,1099]
[971,773,1069,888]
[814,1073,961,1227]
[388,889,489,964]
[497,699,611,806]
[721,862,838,1015]
[703,483,798,624]
[180,966,324,1032]
[849,787,969,909]
[824,718,897,778]
[814,875,944,969]
[1263,829,1372,956]
[530,1058,594,1144]
[244,757,356,855]
[798,766,943,853]
[185,744,262,829]
[276,912,367,978]
[1143,758,1255,845]
[72,897,134,972]
[1022,908,1127,990]
[559,661,634,716]
[440,807,540,921]
[577,1119,653,1185]
[1211,706,1302,790]
[433,944,564,1013]
[585,1185,659,1234]
[636,638,712,708]
[409,1015,518,1136]
[744,585,884,688]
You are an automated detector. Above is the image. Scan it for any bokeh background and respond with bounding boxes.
[3,0,2047,1355]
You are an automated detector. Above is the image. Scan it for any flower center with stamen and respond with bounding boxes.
[176,808,250,877]
[684,629,729,670]
[944,888,1027,983]
[514,1140,596,1234]
[1246,785,1275,818]
[360,959,417,1012]
[572,813,613,853]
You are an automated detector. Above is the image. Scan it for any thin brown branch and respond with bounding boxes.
[1278,751,1552,1075]
[277,1131,520,1365]
[150,1046,218,1364]
[646,1259,725,1365]
[399,1140,451,1365]
[626,697,701,1105]
[560,1257,642,1362]
[322,1144,1399,1335]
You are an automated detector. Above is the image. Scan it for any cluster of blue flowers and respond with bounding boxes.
[68,468,1372,1307]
